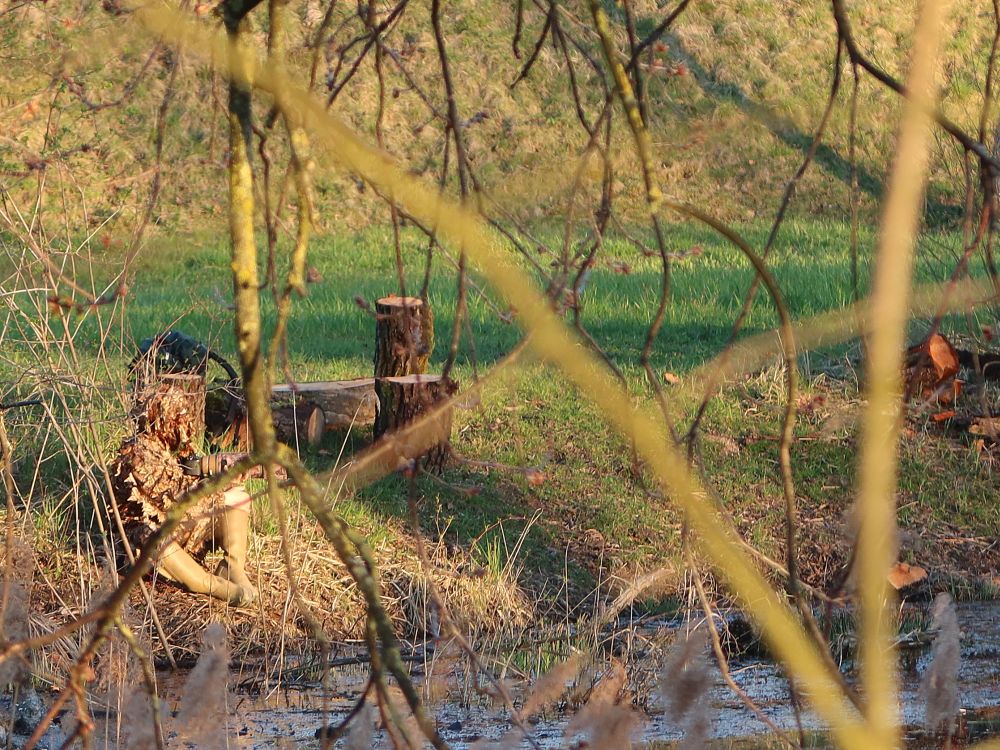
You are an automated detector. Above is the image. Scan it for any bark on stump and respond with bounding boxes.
[374,296,434,378]
[374,374,457,473]
[271,378,377,429]
[272,400,326,447]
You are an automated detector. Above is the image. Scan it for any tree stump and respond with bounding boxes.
[374,374,457,473]
[374,296,434,378]
[272,399,326,447]
[271,378,377,430]
[205,379,249,450]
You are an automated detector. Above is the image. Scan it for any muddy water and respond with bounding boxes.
[159,602,1000,748]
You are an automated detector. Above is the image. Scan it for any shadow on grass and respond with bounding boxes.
[660,32,965,228]
[310,424,676,617]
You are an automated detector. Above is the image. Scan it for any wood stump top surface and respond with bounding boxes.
[148,372,204,389]
[378,374,447,384]
[376,296,425,309]
[272,378,375,393]
[158,373,203,382]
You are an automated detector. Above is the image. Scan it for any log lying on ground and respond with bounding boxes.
[271,378,377,430]
[374,296,434,378]
[272,400,326,447]
[205,379,249,450]
[374,374,457,473]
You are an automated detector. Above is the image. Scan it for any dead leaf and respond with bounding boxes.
[526,469,546,486]
[930,410,956,423]
[887,562,927,590]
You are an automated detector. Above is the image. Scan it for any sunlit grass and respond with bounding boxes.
[4,218,995,610]
[48,217,987,379]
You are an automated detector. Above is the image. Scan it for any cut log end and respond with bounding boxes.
[273,401,326,447]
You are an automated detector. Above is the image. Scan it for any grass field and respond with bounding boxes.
[3,0,998,240]
[74,217,982,372]
[6,8,1000,747]
[2,217,999,640]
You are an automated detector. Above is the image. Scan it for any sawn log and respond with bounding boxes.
[271,378,377,430]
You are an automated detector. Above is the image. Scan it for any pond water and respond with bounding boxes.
[154,602,1000,748]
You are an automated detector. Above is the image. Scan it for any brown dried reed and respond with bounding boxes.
[344,701,376,750]
[564,659,640,750]
[0,539,34,688]
[121,689,158,750]
[521,653,583,717]
[660,630,714,749]
[177,622,230,750]
[920,592,961,737]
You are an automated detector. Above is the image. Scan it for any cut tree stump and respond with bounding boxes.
[271,378,377,430]
[205,379,249,450]
[374,296,434,378]
[906,333,960,403]
[374,374,457,473]
[272,400,326,447]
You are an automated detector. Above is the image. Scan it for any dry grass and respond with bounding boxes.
[49,524,532,670]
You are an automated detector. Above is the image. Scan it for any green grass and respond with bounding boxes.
[53,217,989,371]
[2,218,999,613]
